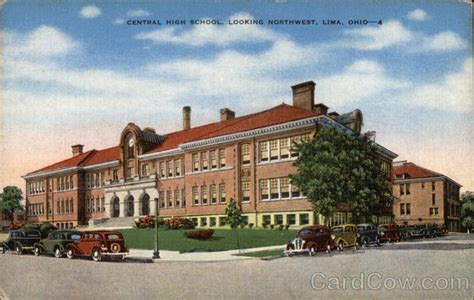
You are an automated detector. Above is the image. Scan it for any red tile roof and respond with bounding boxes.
[26,104,320,176]
[392,162,441,180]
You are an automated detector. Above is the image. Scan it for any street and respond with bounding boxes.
[0,234,473,299]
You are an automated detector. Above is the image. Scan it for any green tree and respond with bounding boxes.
[225,198,243,251]
[290,125,393,225]
[0,186,24,224]
[461,191,474,233]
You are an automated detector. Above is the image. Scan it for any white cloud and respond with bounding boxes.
[407,9,428,21]
[401,58,472,112]
[80,5,101,18]
[420,31,467,52]
[343,20,414,50]
[113,18,126,25]
[127,9,151,17]
[136,12,280,46]
[317,60,411,106]
[5,26,80,59]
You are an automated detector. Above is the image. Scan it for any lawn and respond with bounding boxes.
[118,228,297,252]
[237,249,285,258]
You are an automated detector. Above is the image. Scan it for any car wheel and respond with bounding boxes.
[92,248,102,262]
[54,248,62,258]
[362,239,369,248]
[34,246,41,256]
[15,245,23,255]
[376,238,381,246]
[338,241,344,252]
[66,249,74,259]
[326,243,331,254]
[1,246,6,254]
[308,246,316,256]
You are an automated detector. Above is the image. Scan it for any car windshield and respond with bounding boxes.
[68,233,82,240]
[379,226,388,230]
[107,234,122,240]
[24,231,40,237]
[357,226,366,232]
[332,227,343,233]
[298,229,313,236]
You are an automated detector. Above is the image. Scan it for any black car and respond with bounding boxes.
[411,224,437,238]
[356,223,380,247]
[0,229,42,255]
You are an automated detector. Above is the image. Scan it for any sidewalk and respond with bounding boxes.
[129,244,285,262]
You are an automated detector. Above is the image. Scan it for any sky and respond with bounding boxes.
[0,1,472,193]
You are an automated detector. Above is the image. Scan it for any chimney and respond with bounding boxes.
[291,81,315,111]
[71,144,84,157]
[220,108,235,121]
[182,106,191,130]
[314,103,329,115]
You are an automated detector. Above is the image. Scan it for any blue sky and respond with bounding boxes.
[1,1,472,191]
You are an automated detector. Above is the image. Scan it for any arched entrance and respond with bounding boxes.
[112,197,120,218]
[141,194,150,216]
[125,196,134,217]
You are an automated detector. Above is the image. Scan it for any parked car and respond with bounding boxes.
[65,231,129,262]
[8,221,26,230]
[411,224,437,238]
[378,224,401,243]
[331,224,359,251]
[356,223,380,247]
[284,225,334,256]
[0,229,41,255]
[398,225,416,240]
[33,230,82,258]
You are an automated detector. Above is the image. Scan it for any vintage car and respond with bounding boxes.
[411,224,437,238]
[33,230,82,258]
[284,225,334,256]
[0,229,41,255]
[331,224,359,251]
[397,225,416,240]
[356,223,380,247]
[65,230,129,262]
[377,224,401,243]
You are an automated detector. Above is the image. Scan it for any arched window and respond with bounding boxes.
[125,133,135,158]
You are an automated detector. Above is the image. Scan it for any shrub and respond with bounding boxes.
[39,223,57,238]
[262,223,268,229]
[270,224,274,229]
[164,217,195,230]
[185,229,215,240]
[248,223,254,229]
[285,224,290,230]
[278,225,284,231]
[135,216,164,229]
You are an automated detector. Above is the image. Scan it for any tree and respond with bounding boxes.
[0,186,24,224]
[461,192,474,233]
[290,125,393,225]
[225,198,243,252]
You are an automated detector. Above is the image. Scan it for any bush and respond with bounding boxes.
[285,224,290,230]
[39,223,57,238]
[135,216,164,229]
[185,229,215,240]
[270,224,274,229]
[262,223,268,229]
[248,223,254,229]
[164,217,195,230]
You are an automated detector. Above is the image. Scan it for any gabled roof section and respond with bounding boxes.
[392,162,441,180]
[144,104,318,154]
[25,150,96,176]
[82,146,120,166]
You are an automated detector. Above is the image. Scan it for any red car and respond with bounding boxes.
[65,231,129,262]
[378,224,401,243]
[284,225,335,256]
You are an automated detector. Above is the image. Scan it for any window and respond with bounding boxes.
[219,183,226,203]
[210,150,217,169]
[259,180,269,200]
[242,216,249,225]
[263,215,271,225]
[159,191,165,208]
[200,217,207,227]
[181,189,186,207]
[290,136,300,157]
[400,184,405,196]
[113,169,119,181]
[406,203,411,215]
[274,215,283,225]
[167,191,172,208]
[299,213,309,225]
[95,197,100,213]
[210,184,217,204]
[429,207,439,215]
[270,178,279,199]
[280,138,289,159]
[210,217,216,227]
[280,177,289,198]
[219,217,227,226]
[432,182,435,191]
[291,181,301,198]
[174,159,180,176]
[126,135,135,158]
[241,181,250,202]
[192,218,198,227]
[201,185,208,205]
[241,144,250,165]
[126,167,134,179]
[192,186,199,205]
[287,214,296,225]
[421,182,425,189]
[201,152,208,171]
[259,142,269,162]
[270,140,278,160]
[219,149,226,167]
[174,189,180,207]
[166,160,173,177]
[406,183,410,195]
[142,164,149,176]
[432,194,436,205]
[192,154,199,172]
[400,203,405,215]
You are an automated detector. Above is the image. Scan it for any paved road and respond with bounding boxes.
[0,235,473,299]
